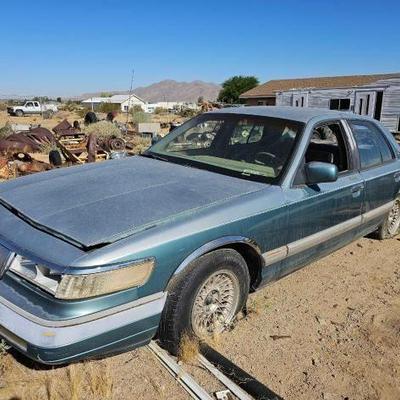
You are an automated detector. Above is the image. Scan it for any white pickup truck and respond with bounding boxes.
[7,101,58,117]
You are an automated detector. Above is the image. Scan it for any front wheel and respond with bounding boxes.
[159,249,250,353]
[378,197,400,239]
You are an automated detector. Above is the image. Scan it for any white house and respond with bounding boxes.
[110,94,146,112]
[82,94,146,112]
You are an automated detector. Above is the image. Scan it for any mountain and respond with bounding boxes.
[133,80,221,103]
[79,80,221,103]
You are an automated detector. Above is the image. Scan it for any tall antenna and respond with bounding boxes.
[126,68,135,125]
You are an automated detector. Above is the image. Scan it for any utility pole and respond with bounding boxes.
[126,68,135,126]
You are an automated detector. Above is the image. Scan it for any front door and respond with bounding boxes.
[354,91,376,117]
[279,120,364,278]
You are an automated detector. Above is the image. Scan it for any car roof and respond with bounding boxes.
[207,106,359,123]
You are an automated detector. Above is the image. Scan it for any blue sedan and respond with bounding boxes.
[0,106,399,364]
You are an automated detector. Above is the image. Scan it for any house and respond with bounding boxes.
[81,97,111,110]
[240,73,400,132]
[111,94,146,112]
[143,101,200,113]
[82,94,146,112]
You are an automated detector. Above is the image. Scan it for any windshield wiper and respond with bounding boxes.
[140,152,169,162]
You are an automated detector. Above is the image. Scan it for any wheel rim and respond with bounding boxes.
[191,270,240,338]
[387,200,400,236]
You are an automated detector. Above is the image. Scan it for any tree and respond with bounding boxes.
[100,92,112,98]
[217,76,259,104]
[56,97,62,103]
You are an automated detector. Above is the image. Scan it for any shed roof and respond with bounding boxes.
[240,73,400,99]
[110,94,145,104]
[81,97,111,103]
[209,106,356,123]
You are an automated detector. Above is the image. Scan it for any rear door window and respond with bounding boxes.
[349,121,394,169]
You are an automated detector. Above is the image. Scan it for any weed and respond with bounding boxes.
[178,333,199,363]
[83,120,123,139]
[68,364,83,400]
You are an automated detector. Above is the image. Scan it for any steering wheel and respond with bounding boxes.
[254,151,284,174]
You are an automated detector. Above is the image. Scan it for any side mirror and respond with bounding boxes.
[305,162,338,185]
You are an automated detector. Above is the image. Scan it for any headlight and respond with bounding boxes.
[9,256,154,300]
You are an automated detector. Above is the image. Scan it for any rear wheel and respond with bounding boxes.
[378,197,400,239]
[159,249,250,353]
[15,109,24,117]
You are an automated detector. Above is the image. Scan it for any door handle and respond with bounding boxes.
[351,184,364,197]
[394,172,400,183]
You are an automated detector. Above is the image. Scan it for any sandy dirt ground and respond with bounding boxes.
[0,236,398,400]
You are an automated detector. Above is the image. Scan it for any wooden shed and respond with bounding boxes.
[240,73,400,132]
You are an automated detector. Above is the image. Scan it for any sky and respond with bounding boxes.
[0,0,399,97]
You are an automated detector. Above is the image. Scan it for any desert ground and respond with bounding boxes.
[0,109,399,400]
[0,235,398,400]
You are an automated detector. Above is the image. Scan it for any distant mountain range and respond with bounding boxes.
[80,80,221,103]
[0,80,222,103]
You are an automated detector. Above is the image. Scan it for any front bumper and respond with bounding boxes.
[0,291,166,364]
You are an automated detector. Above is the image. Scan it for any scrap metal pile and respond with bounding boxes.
[0,113,152,180]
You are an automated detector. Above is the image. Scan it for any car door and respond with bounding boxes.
[33,101,41,113]
[25,101,34,112]
[346,119,400,235]
[278,119,364,278]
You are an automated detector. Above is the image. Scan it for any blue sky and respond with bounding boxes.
[1,0,399,96]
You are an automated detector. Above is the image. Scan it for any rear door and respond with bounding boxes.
[346,119,400,234]
[279,119,364,278]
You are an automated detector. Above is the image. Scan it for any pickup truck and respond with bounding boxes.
[7,101,58,117]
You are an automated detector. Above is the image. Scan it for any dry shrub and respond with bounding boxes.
[0,122,12,139]
[178,333,199,363]
[129,136,151,154]
[203,332,222,351]
[87,361,113,398]
[84,120,122,139]
[0,358,113,400]
[68,364,84,400]
[0,102,7,111]
[246,294,271,317]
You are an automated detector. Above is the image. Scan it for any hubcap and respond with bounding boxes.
[191,270,240,338]
[387,200,400,236]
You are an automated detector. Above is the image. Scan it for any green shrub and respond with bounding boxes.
[130,109,151,124]
[98,103,120,114]
[154,107,167,115]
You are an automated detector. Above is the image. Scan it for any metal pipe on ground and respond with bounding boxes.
[200,343,283,400]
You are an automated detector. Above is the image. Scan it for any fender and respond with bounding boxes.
[173,236,263,276]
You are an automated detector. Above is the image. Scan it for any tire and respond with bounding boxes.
[49,150,62,166]
[159,249,250,354]
[378,197,400,239]
[15,110,24,117]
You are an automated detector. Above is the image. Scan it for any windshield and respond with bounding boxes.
[147,113,304,183]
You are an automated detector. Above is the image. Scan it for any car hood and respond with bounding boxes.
[0,156,265,248]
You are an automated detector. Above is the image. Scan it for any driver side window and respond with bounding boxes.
[306,122,349,172]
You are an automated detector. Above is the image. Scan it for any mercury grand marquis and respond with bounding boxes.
[0,107,399,364]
